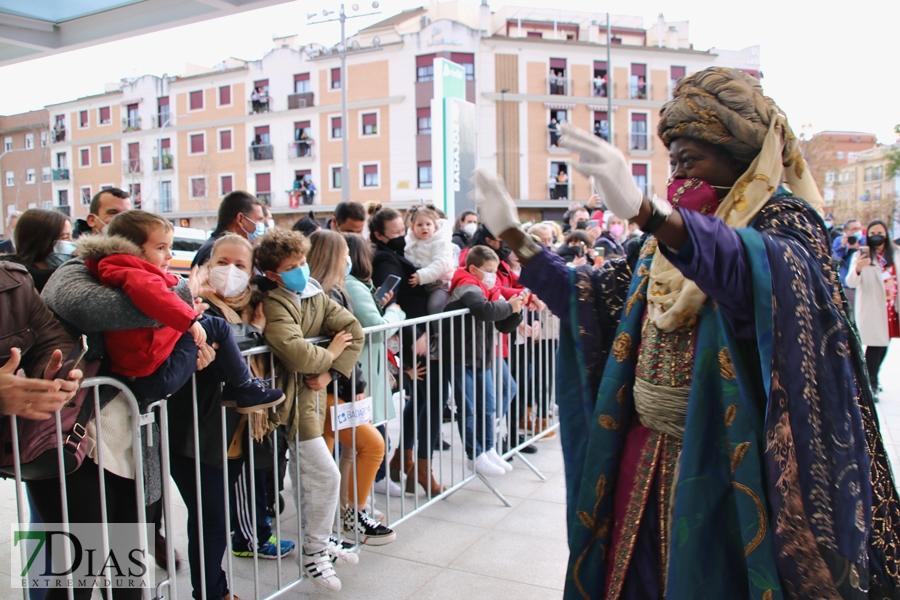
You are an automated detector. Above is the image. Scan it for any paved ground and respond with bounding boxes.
[7,344,900,599]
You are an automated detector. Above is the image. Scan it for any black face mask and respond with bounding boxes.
[575,221,588,230]
[868,234,886,248]
[386,236,406,253]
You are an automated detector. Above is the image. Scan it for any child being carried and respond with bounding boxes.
[77,211,284,412]
[404,204,456,314]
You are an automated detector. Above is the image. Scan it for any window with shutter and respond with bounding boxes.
[630,64,648,99]
[80,148,90,167]
[417,108,431,135]
[191,177,207,198]
[221,175,233,195]
[332,167,342,189]
[331,117,342,139]
[632,163,649,195]
[79,111,89,127]
[294,73,311,94]
[98,107,110,124]
[362,113,377,135]
[331,68,341,89]
[190,91,204,110]
[219,130,232,151]
[363,164,379,187]
[255,172,271,193]
[418,162,432,188]
[219,85,231,106]
[99,145,112,164]
[190,133,205,154]
[416,54,435,82]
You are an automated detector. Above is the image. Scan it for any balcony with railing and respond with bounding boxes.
[249,144,274,161]
[122,116,142,132]
[547,130,568,154]
[287,92,315,109]
[152,154,174,170]
[249,96,272,114]
[629,132,652,155]
[52,168,69,181]
[52,127,66,143]
[629,80,649,100]
[123,158,141,174]
[548,180,571,200]
[592,79,608,98]
[257,192,272,205]
[155,112,172,129]
[289,140,314,160]
[547,76,571,96]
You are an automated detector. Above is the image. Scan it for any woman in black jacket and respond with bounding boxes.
[368,203,429,318]
[451,210,478,251]
[3,208,75,292]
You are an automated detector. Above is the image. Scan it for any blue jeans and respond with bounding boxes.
[497,358,517,419]
[452,364,495,459]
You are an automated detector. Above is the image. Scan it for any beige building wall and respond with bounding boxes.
[0,110,53,230]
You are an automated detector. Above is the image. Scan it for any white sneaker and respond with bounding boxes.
[325,538,360,567]
[302,550,341,591]
[372,477,403,497]
[486,448,513,472]
[467,453,506,477]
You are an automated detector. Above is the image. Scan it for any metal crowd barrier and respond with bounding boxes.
[2,307,560,600]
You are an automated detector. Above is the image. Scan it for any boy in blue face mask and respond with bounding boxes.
[255,229,365,591]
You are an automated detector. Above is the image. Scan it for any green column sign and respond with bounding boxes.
[431,58,475,218]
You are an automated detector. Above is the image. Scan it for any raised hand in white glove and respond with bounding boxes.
[558,122,645,220]
[469,168,520,235]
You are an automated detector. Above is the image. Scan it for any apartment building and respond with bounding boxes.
[831,144,900,227]
[0,110,52,234]
[40,0,762,226]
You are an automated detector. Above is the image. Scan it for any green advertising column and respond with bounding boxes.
[431,58,476,218]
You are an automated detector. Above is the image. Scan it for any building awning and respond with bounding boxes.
[0,0,292,67]
[543,102,575,110]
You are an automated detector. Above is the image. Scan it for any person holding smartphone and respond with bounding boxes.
[846,219,899,401]
[834,218,865,308]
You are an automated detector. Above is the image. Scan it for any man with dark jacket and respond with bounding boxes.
[72,188,133,239]
[192,191,266,267]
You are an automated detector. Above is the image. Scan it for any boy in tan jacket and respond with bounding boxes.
[256,229,364,591]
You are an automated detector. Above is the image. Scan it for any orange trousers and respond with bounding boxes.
[323,395,385,508]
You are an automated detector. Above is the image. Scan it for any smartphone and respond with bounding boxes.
[596,247,606,258]
[859,247,870,260]
[375,274,402,304]
[56,335,88,381]
[589,219,600,230]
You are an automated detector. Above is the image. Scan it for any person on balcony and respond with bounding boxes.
[471,66,900,599]
[548,117,560,147]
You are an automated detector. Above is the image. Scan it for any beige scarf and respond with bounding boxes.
[647,108,824,333]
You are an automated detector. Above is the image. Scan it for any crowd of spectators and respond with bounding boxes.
[0,190,605,596]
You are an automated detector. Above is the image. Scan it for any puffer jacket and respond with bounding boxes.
[0,261,72,381]
[77,235,196,377]
[442,267,521,369]
[404,218,455,286]
[262,281,364,441]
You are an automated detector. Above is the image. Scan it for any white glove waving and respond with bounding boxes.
[558,122,644,220]
[469,168,520,235]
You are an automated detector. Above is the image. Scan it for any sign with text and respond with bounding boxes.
[331,397,373,431]
[432,58,476,218]
[11,523,153,590]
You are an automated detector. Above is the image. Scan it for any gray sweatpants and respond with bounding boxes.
[288,435,340,555]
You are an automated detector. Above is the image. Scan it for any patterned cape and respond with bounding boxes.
[552,194,900,599]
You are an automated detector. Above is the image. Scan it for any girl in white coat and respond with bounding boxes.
[845,219,899,400]
[404,205,455,313]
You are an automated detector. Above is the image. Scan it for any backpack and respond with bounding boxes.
[0,360,100,480]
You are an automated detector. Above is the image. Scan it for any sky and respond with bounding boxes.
[1,0,898,143]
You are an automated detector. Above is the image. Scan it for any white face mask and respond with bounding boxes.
[462,222,477,236]
[480,270,496,290]
[208,264,251,298]
[267,219,276,230]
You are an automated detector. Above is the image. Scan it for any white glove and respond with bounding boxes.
[469,168,520,235]
[558,122,644,220]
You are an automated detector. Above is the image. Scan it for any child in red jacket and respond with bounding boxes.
[78,211,284,412]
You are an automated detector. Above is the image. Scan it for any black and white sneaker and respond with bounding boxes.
[301,550,341,591]
[342,506,396,546]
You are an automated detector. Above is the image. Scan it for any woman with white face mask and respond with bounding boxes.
[451,210,478,251]
[167,232,296,598]
[2,208,74,292]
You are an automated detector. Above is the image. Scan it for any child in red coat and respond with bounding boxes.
[78,211,284,412]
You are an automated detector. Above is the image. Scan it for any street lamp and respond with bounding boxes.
[307,2,381,202]
[500,89,509,184]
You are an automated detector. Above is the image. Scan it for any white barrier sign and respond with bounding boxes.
[332,397,373,431]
